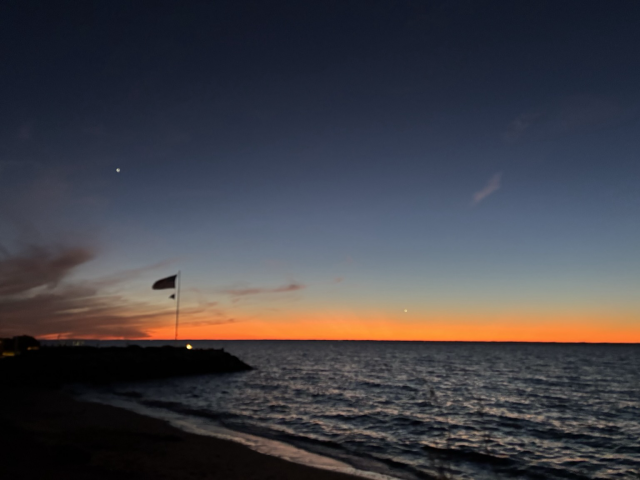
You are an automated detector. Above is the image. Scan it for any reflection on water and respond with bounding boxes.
[77,341,640,480]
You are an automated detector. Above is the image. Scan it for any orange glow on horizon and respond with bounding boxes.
[35,307,640,343]
[143,311,640,343]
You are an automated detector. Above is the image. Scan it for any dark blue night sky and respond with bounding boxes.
[1,1,639,340]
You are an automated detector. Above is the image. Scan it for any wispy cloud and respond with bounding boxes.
[93,259,176,288]
[185,318,236,327]
[504,111,542,142]
[221,282,305,297]
[472,173,502,205]
[504,95,635,143]
[0,244,94,296]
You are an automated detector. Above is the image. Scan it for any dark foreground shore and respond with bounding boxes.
[0,346,362,479]
[0,386,361,480]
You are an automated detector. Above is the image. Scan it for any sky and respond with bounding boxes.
[1,0,640,342]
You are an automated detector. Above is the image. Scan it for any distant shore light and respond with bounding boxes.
[186,344,193,350]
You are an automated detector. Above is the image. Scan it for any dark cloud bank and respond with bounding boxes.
[0,244,169,339]
[0,243,283,339]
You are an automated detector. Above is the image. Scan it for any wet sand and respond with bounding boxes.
[0,386,361,480]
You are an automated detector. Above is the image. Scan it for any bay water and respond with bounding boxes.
[73,341,640,479]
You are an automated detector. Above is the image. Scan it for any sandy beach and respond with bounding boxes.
[0,386,362,480]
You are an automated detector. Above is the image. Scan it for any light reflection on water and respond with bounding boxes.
[80,341,640,480]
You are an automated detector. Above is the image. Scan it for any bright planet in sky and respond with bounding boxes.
[116,168,120,172]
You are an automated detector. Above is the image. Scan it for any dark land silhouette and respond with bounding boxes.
[0,342,252,386]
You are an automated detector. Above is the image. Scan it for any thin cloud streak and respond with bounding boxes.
[222,282,305,297]
[472,173,502,205]
[504,111,542,142]
[504,96,635,143]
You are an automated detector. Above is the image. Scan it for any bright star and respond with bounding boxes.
[116,168,120,172]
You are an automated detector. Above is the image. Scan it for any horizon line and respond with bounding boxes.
[39,338,640,345]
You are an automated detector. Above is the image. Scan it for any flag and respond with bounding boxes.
[169,294,175,299]
[152,274,177,290]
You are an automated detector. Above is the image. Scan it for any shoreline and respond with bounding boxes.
[0,345,397,479]
[80,389,399,480]
[0,385,376,480]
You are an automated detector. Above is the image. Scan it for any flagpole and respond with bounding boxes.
[175,271,181,342]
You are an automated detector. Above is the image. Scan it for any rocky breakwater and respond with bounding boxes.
[0,345,252,386]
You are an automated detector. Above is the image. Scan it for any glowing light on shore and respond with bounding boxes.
[186,344,193,350]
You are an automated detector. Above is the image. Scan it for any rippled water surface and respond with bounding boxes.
[82,341,640,479]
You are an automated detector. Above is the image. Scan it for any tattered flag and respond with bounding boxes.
[152,275,177,290]
[169,294,175,299]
